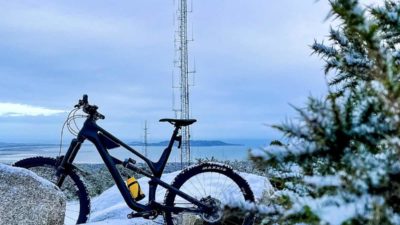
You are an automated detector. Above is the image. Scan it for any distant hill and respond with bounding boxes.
[129,140,242,147]
[0,140,242,149]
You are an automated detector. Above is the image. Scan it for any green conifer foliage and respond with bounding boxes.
[250,0,400,224]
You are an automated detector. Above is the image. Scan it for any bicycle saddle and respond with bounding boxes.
[159,118,197,127]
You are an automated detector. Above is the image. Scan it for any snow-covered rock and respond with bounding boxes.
[86,170,273,225]
[0,163,66,225]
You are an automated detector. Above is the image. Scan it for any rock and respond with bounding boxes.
[0,163,66,225]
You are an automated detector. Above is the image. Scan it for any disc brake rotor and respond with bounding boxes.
[200,196,223,223]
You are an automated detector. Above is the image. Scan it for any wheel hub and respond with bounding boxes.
[200,196,223,223]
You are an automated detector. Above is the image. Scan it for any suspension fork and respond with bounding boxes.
[56,138,82,186]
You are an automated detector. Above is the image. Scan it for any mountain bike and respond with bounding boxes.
[14,95,255,225]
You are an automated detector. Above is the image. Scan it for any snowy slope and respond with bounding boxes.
[85,170,273,225]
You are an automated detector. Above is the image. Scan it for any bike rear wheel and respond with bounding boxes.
[163,162,255,225]
[14,156,90,225]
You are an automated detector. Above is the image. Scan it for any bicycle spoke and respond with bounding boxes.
[197,173,209,197]
[165,168,254,225]
[187,178,203,197]
[217,174,230,198]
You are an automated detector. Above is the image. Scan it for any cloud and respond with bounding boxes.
[0,103,66,117]
[0,1,171,56]
[0,0,340,140]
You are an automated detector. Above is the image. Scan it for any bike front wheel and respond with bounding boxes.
[163,162,255,225]
[14,156,90,225]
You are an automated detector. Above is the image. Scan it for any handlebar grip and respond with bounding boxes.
[97,113,105,120]
[82,94,88,104]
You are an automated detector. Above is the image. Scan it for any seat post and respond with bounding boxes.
[153,125,181,176]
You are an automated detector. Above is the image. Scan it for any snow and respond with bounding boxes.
[224,198,283,215]
[303,175,341,187]
[312,42,337,56]
[387,12,399,22]
[343,53,371,67]
[272,189,380,225]
[330,29,349,47]
[84,170,272,224]
[250,141,318,163]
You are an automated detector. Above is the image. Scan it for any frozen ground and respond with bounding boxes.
[82,170,273,225]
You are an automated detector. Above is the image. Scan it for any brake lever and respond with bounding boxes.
[74,98,86,108]
[96,113,105,120]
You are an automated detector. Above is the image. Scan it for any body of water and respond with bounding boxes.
[0,140,267,164]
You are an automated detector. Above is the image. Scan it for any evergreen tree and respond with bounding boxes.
[250,0,400,224]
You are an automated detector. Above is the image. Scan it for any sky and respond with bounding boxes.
[0,0,379,143]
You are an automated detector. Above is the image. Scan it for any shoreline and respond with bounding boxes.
[2,159,262,197]
[75,160,260,197]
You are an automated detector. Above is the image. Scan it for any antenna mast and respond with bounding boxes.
[143,120,148,158]
[173,0,195,168]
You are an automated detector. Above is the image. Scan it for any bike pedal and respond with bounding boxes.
[127,210,157,219]
[127,212,139,219]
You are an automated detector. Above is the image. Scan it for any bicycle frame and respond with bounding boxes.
[56,117,211,214]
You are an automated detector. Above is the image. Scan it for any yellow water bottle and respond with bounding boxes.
[127,176,145,201]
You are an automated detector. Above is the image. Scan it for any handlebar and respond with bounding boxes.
[75,94,105,120]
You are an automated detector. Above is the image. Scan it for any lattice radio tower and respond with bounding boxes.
[172,0,195,167]
[143,120,148,158]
